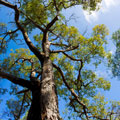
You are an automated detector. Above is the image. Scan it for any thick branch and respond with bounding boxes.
[0,70,33,89]
[46,15,59,31]
[0,0,15,9]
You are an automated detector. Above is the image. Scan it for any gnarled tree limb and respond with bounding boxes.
[53,63,89,119]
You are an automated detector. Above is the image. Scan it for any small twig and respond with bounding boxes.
[63,52,82,61]
[17,93,26,120]
[16,89,29,94]
[51,45,79,53]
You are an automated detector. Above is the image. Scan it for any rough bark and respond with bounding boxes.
[27,58,60,120]
[27,31,60,120]
[40,58,60,120]
[40,31,60,119]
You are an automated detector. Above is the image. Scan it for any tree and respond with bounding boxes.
[0,0,120,120]
[110,29,120,77]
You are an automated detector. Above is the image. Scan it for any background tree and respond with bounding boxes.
[0,0,120,120]
[110,29,120,78]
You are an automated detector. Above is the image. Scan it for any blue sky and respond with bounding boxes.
[58,0,120,117]
[82,0,120,101]
[58,0,120,118]
[65,0,120,101]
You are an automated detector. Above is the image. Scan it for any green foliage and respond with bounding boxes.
[0,48,40,79]
[88,94,108,119]
[109,29,120,77]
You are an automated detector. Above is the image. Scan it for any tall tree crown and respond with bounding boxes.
[1,0,120,120]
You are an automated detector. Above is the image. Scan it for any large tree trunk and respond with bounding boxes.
[27,32,60,120]
[27,58,60,120]
[40,57,60,120]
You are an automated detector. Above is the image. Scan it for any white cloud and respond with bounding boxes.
[83,11,98,23]
[109,50,115,54]
[104,0,119,8]
[83,0,120,23]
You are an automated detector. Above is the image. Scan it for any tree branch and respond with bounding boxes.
[0,0,15,9]
[20,11,45,32]
[63,52,82,61]
[53,63,86,107]
[51,42,69,47]
[46,15,59,31]
[0,70,33,89]
[17,93,26,120]
[16,89,29,94]
[0,0,44,62]
[51,45,79,53]
[77,59,83,83]
[53,0,59,12]
[0,28,19,36]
